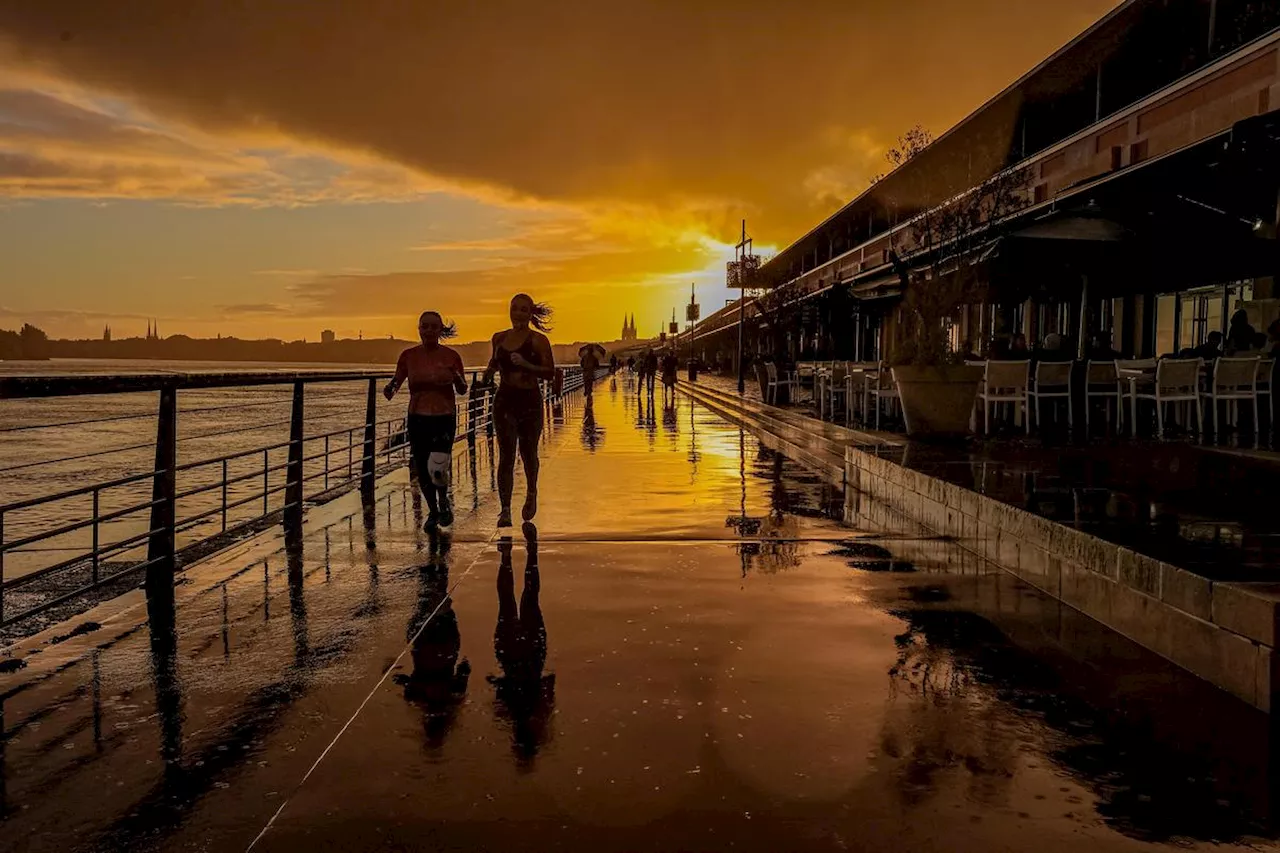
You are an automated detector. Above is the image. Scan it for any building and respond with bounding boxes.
[621,314,638,342]
[102,325,111,342]
[321,329,336,345]
[691,0,1280,368]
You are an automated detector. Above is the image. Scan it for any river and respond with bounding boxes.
[0,358,441,581]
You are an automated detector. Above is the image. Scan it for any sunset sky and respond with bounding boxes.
[0,0,1120,344]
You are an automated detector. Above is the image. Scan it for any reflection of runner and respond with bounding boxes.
[395,537,470,753]
[489,535,554,767]
[385,311,467,530]
[482,293,555,528]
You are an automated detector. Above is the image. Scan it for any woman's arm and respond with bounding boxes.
[451,352,468,395]
[529,333,557,379]
[384,350,409,399]
[481,333,502,386]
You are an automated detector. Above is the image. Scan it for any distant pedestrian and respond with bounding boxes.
[482,293,555,527]
[661,350,678,395]
[385,311,467,531]
[579,345,601,399]
[643,348,658,396]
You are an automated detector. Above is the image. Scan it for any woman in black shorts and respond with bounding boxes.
[482,293,556,527]
[385,311,468,530]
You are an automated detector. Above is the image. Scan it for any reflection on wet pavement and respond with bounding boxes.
[1,373,1278,852]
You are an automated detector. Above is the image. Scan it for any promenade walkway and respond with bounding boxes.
[1,375,1278,852]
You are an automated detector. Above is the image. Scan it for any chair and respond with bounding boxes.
[796,362,817,401]
[1205,356,1260,435]
[1257,358,1274,433]
[1116,358,1157,434]
[823,362,850,422]
[764,362,798,405]
[1084,360,1121,435]
[1029,361,1072,431]
[865,363,898,430]
[843,363,872,423]
[978,360,1031,435]
[1132,358,1202,438]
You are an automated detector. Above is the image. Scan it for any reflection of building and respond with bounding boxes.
[692,2,1280,365]
[621,314,638,342]
[321,329,336,345]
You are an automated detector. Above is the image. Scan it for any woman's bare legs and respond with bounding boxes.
[519,430,540,521]
[496,419,518,527]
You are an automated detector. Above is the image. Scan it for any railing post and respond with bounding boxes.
[146,385,177,600]
[467,371,480,448]
[485,386,495,438]
[1,510,6,624]
[361,378,377,489]
[91,488,100,584]
[221,459,228,532]
[285,380,305,528]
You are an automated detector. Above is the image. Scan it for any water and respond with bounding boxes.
[1,359,417,581]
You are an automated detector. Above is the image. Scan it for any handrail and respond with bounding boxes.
[0,370,395,399]
[0,364,602,628]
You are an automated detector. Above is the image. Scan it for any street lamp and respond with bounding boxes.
[727,220,760,395]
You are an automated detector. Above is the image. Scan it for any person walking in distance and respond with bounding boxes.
[579,345,601,400]
[660,348,678,403]
[482,293,556,527]
[643,347,658,397]
[385,311,467,530]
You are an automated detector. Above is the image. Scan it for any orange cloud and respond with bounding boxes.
[0,0,1121,241]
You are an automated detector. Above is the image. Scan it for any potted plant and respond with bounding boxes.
[889,259,984,437]
[887,166,1032,438]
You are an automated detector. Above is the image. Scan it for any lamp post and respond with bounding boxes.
[729,220,757,395]
[685,282,699,360]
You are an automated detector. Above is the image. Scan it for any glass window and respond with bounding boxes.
[1156,293,1176,357]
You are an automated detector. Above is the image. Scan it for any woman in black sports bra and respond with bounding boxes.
[482,293,556,527]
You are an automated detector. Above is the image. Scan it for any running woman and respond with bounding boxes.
[482,293,555,527]
[385,311,468,530]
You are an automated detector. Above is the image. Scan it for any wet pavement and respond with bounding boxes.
[704,369,1280,584]
[3,374,1280,852]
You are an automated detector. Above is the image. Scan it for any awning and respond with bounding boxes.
[849,269,902,300]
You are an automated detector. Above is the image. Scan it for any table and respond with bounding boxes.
[1116,367,1155,436]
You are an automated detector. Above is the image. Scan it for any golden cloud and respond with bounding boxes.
[0,0,1121,242]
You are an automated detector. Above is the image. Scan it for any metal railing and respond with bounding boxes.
[0,363,601,628]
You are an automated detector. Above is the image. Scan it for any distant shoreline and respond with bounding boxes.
[1,335,646,366]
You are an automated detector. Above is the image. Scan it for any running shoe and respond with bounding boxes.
[497,506,513,528]
[439,507,454,529]
[522,490,538,521]
[423,512,439,532]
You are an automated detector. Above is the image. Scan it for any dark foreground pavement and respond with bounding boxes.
[3,375,1280,852]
